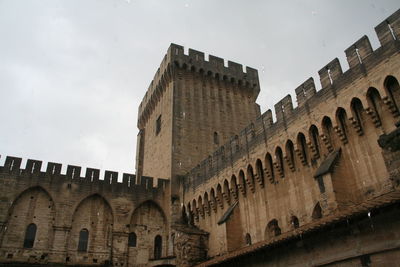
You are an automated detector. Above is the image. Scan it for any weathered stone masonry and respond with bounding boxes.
[1,8,400,267]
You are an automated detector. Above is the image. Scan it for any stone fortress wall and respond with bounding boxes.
[0,157,173,267]
[181,9,400,264]
[0,7,399,267]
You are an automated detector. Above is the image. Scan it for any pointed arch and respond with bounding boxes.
[291,216,300,229]
[265,153,275,183]
[265,219,281,239]
[245,233,252,245]
[198,195,204,217]
[336,107,349,140]
[275,146,285,177]
[384,75,400,112]
[309,124,321,158]
[312,202,322,220]
[203,192,210,214]
[247,164,256,190]
[255,159,265,187]
[3,186,55,250]
[350,97,366,134]
[366,87,383,124]
[238,170,246,195]
[69,194,113,254]
[210,188,217,211]
[297,133,309,165]
[230,175,238,199]
[223,179,231,204]
[216,184,224,208]
[322,116,336,150]
[285,139,296,169]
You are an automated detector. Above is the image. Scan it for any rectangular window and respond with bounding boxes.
[156,115,161,135]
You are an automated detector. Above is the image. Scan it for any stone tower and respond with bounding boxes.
[136,43,261,195]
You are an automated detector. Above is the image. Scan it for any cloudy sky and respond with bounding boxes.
[0,0,398,177]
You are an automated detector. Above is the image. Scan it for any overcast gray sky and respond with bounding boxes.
[0,0,398,177]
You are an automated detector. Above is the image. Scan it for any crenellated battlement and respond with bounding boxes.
[0,156,169,193]
[183,8,400,191]
[137,43,260,128]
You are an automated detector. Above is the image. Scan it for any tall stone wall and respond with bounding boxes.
[182,9,400,260]
[136,43,262,196]
[0,157,172,267]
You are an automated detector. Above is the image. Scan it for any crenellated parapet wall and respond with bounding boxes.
[137,43,260,128]
[0,156,169,196]
[183,8,400,193]
[0,156,173,266]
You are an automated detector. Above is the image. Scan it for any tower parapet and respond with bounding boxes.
[137,43,260,128]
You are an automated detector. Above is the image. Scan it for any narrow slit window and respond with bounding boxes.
[155,115,162,135]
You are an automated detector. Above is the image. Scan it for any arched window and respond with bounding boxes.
[265,153,275,183]
[285,140,296,169]
[181,206,188,225]
[198,196,204,216]
[336,108,349,140]
[23,223,37,248]
[351,98,365,133]
[266,219,281,238]
[128,232,137,247]
[187,203,194,225]
[297,133,309,164]
[245,233,252,245]
[223,180,230,204]
[322,116,335,149]
[247,165,255,189]
[203,192,210,213]
[291,216,300,229]
[255,159,264,186]
[384,75,400,112]
[154,235,162,259]
[275,147,285,177]
[238,170,246,195]
[230,175,238,199]
[366,88,383,123]
[312,202,322,220]
[213,132,219,145]
[78,229,89,252]
[309,125,320,157]
[217,184,224,206]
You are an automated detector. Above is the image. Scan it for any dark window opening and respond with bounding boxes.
[154,235,162,259]
[213,132,219,145]
[309,125,320,157]
[275,147,285,177]
[360,254,371,267]
[266,153,275,183]
[291,216,300,229]
[312,202,322,220]
[245,233,252,245]
[336,108,348,139]
[128,232,137,247]
[317,176,326,193]
[155,115,161,135]
[23,223,37,248]
[78,229,89,252]
[267,219,281,238]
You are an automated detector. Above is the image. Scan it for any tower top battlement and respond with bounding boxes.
[137,43,260,128]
